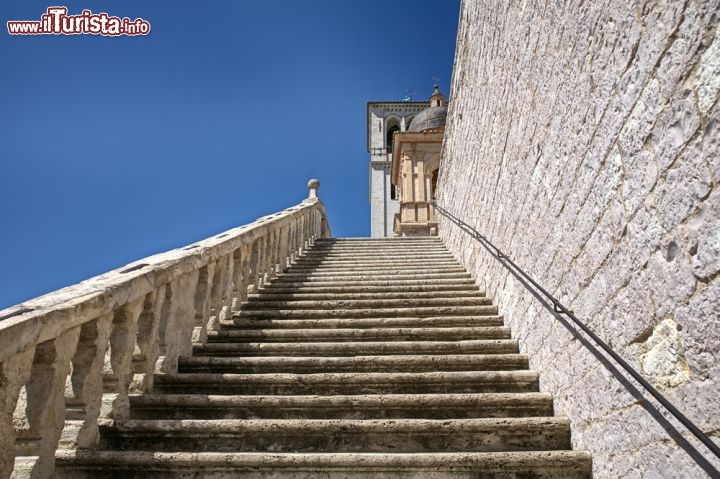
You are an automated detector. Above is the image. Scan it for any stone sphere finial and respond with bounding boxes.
[308,179,320,198]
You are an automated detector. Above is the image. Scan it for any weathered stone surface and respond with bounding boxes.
[698,29,720,115]
[111,417,572,453]
[55,450,593,479]
[438,1,720,476]
[676,280,720,383]
[637,317,691,388]
[645,240,696,318]
[193,339,516,357]
[654,137,711,232]
[685,189,720,279]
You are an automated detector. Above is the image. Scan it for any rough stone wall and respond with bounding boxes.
[438,0,720,477]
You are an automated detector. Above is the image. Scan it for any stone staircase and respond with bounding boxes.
[55,237,592,478]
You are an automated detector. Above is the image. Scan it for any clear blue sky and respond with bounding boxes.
[0,1,460,309]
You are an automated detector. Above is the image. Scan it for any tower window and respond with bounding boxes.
[386,125,400,150]
[390,183,397,200]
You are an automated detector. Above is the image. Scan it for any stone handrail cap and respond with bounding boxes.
[308,179,320,199]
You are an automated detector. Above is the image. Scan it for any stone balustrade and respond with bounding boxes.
[0,180,330,479]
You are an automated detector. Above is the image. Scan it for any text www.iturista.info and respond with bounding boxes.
[7,7,150,36]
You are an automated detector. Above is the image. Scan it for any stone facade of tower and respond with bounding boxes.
[438,0,720,477]
[367,101,428,237]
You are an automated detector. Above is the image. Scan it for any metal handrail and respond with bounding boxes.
[432,201,720,461]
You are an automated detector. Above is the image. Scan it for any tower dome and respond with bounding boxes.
[407,84,447,133]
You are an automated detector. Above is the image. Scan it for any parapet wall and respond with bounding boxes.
[438,1,720,476]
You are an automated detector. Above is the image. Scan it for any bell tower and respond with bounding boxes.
[366,97,429,237]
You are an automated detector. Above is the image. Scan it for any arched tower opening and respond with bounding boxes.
[386,122,400,150]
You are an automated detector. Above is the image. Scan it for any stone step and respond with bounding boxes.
[241,297,492,310]
[249,290,486,301]
[55,450,592,479]
[193,339,519,357]
[178,354,529,374]
[315,236,441,244]
[233,305,498,319]
[309,245,447,249]
[305,242,448,247]
[283,267,466,276]
[308,244,448,250]
[103,417,571,453]
[290,259,459,266]
[300,246,452,253]
[261,278,478,290]
[308,241,447,251]
[153,370,539,395]
[127,393,554,420]
[301,250,453,257]
[293,255,458,264]
[209,326,510,342]
[295,253,458,263]
[220,315,504,330]
[275,271,472,281]
[309,240,444,246]
[268,278,476,287]
[294,253,457,259]
[286,262,463,272]
[298,254,453,261]
[315,244,444,247]
[311,245,446,249]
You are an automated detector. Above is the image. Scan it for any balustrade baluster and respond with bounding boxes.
[0,347,35,479]
[61,313,113,450]
[15,327,80,477]
[153,272,199,375]
[131,288,165,393]
[207,255,232,334]
[99,298,144,422]
[192,263,215,344]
